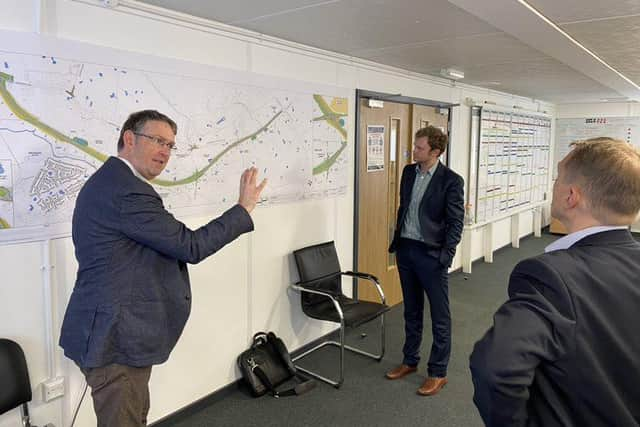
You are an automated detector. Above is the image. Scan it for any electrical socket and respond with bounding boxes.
[42,377,65,402]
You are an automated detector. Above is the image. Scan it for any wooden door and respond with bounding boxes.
[357,100,411,306]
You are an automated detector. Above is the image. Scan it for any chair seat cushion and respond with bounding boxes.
[303,296,390,327]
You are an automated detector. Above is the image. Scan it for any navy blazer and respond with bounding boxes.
[470,230,640,426]
[389,162,464,267]
[60,157,254,368]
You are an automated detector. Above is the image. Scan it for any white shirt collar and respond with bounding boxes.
[545,225,628,253]
[116,156,149,183]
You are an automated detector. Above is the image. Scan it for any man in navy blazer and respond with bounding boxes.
[386,126,464,396]
[470,137,640,426]
[59,110,266,427]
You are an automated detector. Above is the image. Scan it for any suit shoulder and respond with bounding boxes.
[79,158,151,199]
[511,253,577,296]
[438,163,463,182]
[400,163,416,179]
[402,163,415,173]
[512,252,569,279]
[511,254,576,313]
[447,167,464,183]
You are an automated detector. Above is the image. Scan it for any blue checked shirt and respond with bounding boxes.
[401,162,439,242]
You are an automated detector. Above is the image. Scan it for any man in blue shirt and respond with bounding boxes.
[386,126,464,396]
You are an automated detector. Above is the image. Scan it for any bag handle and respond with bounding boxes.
[251,364,316,397]
[251,332,268,349]
[250,364,277,396]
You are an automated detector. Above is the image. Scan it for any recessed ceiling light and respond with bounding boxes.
[599,97,628,102]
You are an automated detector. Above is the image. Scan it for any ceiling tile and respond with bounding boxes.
[137,0,334,24]
[597,49,640,85]
[527,0,640,23]
[357,32,547,73]
[221,0,499,52]
[561,15,640,53]
[458,59,622,103]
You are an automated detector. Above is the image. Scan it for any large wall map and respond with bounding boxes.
[0,31,349,241]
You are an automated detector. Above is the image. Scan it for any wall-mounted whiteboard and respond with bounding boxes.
[554,116,640,177]
[469,106,551,225]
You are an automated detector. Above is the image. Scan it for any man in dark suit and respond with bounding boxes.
[59,110,266,427]
[386,126,464,396]
[470,137,640,426]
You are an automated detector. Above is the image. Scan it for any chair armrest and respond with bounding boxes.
[343,271,379,282]
[289,284,344,322]
[290,283,339,300]
[342,271,386,305]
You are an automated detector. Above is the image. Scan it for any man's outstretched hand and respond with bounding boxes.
[238,167,267,213]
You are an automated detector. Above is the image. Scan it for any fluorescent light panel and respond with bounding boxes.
[441,68,465,80]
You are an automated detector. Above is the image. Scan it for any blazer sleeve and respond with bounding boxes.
[397,165,412,217]
[119,187,254,264]
[469,257,576,427]
[440,173,464,265]
[389,165,412,253]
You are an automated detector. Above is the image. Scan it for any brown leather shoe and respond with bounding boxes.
[417,376,448,396]
[385,364,417,380]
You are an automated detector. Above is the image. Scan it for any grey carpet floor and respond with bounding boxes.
[156,232,560,427]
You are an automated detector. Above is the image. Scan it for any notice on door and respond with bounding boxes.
[367,125,385,172]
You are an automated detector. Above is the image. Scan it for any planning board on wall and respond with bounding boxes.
[468,106,551,225]
[554,116,640,177]
[0,30,350,243]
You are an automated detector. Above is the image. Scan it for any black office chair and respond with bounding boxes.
[0,338,53,427]
[290,241,390,388]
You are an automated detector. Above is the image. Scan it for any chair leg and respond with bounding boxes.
[293,319,345,388]
[292,314,386,388]
[328,313,385,360]
[21,403,32,427]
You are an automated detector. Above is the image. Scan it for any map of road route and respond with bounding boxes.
[0,32,349,239]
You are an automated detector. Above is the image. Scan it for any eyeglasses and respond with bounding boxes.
[133,132,177,151]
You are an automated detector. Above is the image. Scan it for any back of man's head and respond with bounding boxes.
[564,137,640,224]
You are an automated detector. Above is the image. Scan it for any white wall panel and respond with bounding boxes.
[150,227,250,419]
[0,241,64,427]
[55,0,249,71]
[251,43,340,85]
[556,102,640,118]
[251,200,339,348]
[0,0,34,32]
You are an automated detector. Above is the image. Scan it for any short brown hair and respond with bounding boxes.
[415,126,448,154]
[563,137,640,221]
[117,110,177,151]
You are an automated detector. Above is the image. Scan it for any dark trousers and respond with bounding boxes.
[396,238,451,377]
[81,364,152,427]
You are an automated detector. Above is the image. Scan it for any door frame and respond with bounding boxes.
[352,89,458,298]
